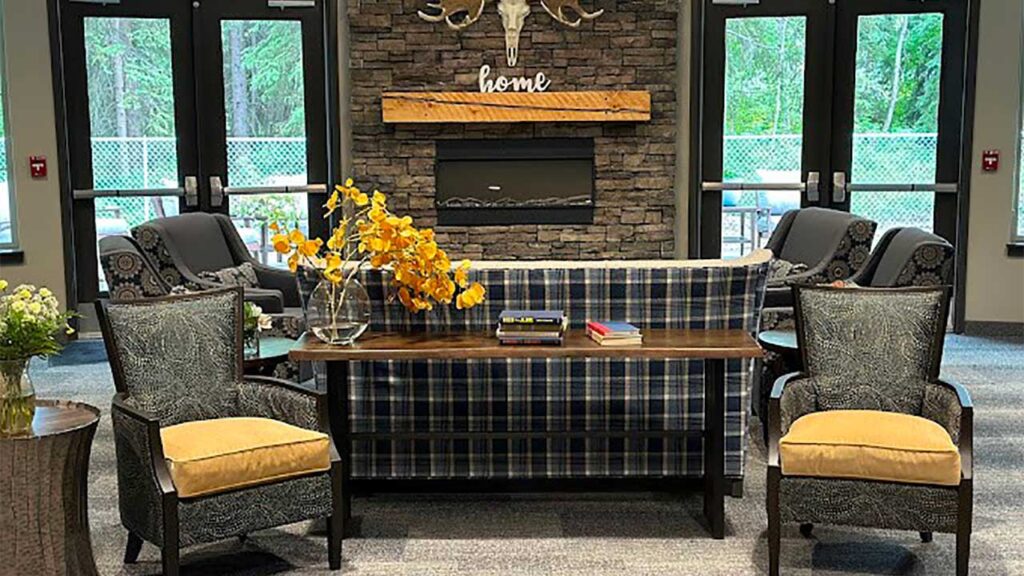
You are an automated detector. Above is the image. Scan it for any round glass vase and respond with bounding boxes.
[308,278,371,346]
[243,328,261,359]
[0,358,36,437]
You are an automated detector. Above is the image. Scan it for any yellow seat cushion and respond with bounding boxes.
[160,417,330,498]
[780,410,960,486]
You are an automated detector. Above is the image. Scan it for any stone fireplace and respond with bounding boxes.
[348,0,678,260]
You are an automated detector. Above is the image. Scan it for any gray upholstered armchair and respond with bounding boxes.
[767,286,972,576]
[763,207,877,310]
[97,288,341,575]
[848,226,954,287]
[99,235,173,301]
[131,212,300,314]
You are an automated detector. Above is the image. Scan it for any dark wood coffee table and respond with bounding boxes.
[292,328,763,544]
[243,336,296,376]
[0,400,101,576]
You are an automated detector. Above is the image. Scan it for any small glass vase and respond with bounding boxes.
[0,358,36,437]
[308,278,371,345]
[243,328,261,358]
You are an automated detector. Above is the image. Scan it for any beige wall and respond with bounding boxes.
[964,0,1024,323]
[0,0,66,306]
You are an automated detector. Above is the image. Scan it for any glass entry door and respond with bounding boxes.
[700,0,969,257]
[60,0,329,302]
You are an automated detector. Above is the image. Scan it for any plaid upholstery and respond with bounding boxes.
[347,261,769,479]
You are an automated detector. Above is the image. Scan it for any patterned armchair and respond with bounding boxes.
[99,235,172,301]
[762,207,877,318]
[767,286,972,576]
[96,288,341,575]
[848,226,954,287]
[132,212,301,314]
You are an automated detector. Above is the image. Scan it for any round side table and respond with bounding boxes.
[0,400,101,576]
[243,336,296,376]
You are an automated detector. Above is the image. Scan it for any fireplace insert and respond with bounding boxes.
[435,138,594,226]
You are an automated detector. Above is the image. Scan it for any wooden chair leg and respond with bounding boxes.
[124,531,144,564]
[767,469,781,576]
[161,546,179,576]
[919,531,933,543]
[327,515,342,571]
[957,528,970,576]
[957,481,973,576]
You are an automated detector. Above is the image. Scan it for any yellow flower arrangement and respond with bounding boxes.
[271,179,486,313]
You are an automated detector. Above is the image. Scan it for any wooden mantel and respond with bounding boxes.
[381,91,651,124]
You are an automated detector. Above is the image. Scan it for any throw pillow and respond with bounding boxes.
[767,258,808,282]
[198,262,260,288]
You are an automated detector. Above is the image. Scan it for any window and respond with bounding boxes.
[0,10,16,249]
[1016,19,1024,242]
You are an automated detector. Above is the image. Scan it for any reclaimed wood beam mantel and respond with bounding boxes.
[381,91,652,124]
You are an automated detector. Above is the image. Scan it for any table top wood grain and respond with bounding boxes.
[290,329,763,362]
[0,400,100,441]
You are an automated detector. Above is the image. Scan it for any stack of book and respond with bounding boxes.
[497,310,567,345]
[586,321,643,346]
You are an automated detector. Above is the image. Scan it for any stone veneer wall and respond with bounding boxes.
[348,0,677,259]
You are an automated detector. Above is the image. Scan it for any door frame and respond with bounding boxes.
[688,0,981,332]
[50,0,340,309]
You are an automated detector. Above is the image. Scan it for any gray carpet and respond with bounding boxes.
[31,334,1024,576]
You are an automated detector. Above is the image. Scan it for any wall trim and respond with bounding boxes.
[963,320,1024,338]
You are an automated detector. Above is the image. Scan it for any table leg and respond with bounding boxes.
[326,361,353,533]
[703,358,726,539]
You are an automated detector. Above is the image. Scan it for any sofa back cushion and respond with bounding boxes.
[870,228,953,287]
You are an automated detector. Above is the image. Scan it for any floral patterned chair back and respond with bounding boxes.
[794,285,949,415]
[99,235,172,301]
[98,288,244,425]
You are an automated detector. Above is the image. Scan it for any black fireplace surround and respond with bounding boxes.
[435,138,595,226]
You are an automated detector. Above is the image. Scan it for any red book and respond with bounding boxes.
[586,321,611,335]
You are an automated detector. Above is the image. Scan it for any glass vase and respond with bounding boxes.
[308,278,371,345]
[295,266,322,323]
[243,328,261,358]
[0,358,36,437]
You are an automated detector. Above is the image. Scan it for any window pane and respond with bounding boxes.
[0,11,14,247]
[850,190,934,235]
[221,20,307,188]
[84,18,179,191]
[721,17,807,258]
[222,19,308,269]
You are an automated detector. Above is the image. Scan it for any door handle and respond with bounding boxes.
[210,176,225,208]
[806,171,820,203]
[185,176,199,207]
[832,172,847,204]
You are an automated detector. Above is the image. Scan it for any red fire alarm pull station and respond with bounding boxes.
[29,156,47,178]
[982,149,999,172]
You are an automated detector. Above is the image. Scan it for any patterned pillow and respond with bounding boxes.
[198,262,259,288]
[767,259,808,282]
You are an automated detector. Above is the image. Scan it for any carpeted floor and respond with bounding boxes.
[31,333,1024,576]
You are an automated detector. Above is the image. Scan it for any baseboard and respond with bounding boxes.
[962,320,1024,339]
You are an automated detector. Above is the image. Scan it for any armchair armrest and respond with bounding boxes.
[238,376,340,464]
[929,378,973,481]
[111,393,177,544]
[767,372,814,468]
[250,263,302,307]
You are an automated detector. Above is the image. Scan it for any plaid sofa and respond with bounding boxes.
[347,251,771,481]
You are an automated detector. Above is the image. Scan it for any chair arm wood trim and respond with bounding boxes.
[936,378,973,481]
[768,371,807,468]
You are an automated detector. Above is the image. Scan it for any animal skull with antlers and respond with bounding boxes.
[418,0,604,67]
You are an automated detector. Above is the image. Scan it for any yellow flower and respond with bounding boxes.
[456,282,486,310]
[298,238,322,258]
[271,233,291,254]
[28,302,42,315]
[454,259,471,288]
[288,229,306,244]
[287,252,300,273]
[324,254,345,284]
[324,190,341,216]
[39,288,52,298]
[269,222,281,232]
[0,279,7,292]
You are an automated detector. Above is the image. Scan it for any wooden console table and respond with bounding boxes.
[290,329,763,541]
